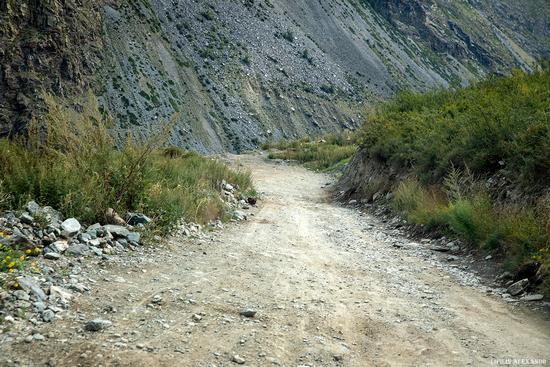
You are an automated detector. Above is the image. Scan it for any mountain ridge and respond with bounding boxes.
[1,0,548,152]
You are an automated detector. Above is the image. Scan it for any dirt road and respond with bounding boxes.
[2,153,549,366]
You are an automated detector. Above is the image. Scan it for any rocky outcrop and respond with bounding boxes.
[0,0,104,135]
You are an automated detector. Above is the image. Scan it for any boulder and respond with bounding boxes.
[126,232,141,244]
[239,308,257,318]
[17,276,46,301]
[20,213,34,224]
[523,294,544,301]
[507,278,528,296]
[66,243,89,257]
[44,252,61,260]
[25,201,41,215]
[103,225,130,238]
[61,218,81,237]
[49,286,72,302]
[50,240,69,253]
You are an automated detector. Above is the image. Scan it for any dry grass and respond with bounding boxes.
[0,92,254,234]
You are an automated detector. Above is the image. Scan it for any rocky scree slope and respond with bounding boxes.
[1,0,548,152]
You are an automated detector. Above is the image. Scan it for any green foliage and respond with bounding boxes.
[0,93,253,234]
[373,71,550,292]
[392,177,549,274]
[263,132,357,171]
[359,69,550,188]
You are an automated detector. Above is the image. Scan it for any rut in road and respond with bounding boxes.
[3,153,550,366]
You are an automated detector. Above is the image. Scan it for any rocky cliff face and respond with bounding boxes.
[0,0,103,135]
[1,0,548,152]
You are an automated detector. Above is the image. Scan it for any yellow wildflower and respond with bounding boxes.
[25,249,32,255]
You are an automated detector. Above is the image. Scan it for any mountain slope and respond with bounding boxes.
[1,0,548,152]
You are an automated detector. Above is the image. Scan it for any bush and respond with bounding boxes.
[392,176,549,272]
[359,69,550,188]
[264,132,357,171]
[0,92,254,234]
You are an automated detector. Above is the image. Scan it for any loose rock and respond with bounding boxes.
[85,319,113,332]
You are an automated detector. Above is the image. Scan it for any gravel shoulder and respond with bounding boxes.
[2,153,549,366]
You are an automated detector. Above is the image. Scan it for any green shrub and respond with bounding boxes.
[0,92,254,234]
[357,69,549,289]
[391,177,549,273]
[264,132,357,171]
[359,69,550,188]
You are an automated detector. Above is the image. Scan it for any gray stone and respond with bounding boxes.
[61,218,81,237]
[17,276,46,301]
[85,319,112,331]
[103,225,130,238]
[66,243,89,257]
[523,294,543,301]
[41,207,63,226]
[13,290,30,301]
[51,240,69,253]
[231,355,245,364]
[25,201,41,215]
[127,232,141,243]
[44,252,61,260]
[20,213,34,224]
[126,212,152,226]
[232,211,247,221]
[79,233,92,242]
[507,279,529,296]
[33,301,46,312]
[88,238,101,247]
[33,334,45,341]
[49,286,72,302]
[239,308,257,318]
[87,223,102,231]
[90,247,103,256]
[42,309,55,323]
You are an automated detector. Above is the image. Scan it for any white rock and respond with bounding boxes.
[61,218,81,237]
[51,240,69,253]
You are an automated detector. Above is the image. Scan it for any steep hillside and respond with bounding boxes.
[1,0,548,152]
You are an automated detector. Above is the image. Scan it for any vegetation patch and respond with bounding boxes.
[263,132,357,172]
[0,93,254,235]
[352,69,550,294]
[358,69,549,188]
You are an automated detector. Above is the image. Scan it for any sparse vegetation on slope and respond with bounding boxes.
[348,69,550,294]
[0,93,254,234]
[263,132,357,172]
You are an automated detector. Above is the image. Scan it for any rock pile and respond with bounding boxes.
[0,183,258,337]
[172,180,257,238]
[0,201,146,336]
